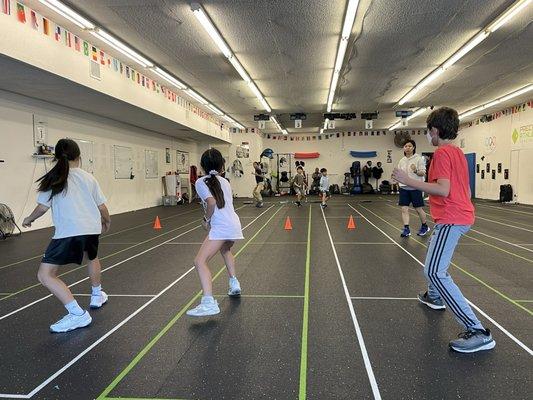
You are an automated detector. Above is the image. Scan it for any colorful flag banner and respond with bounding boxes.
[99,50,105,65]
[2,0,11,15]
[74,36,80,51]
[55,26,61,41]
[83,41,89,56]
[30,9,38,30]
[43,18,50,35]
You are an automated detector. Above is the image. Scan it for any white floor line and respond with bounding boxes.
[334,242,395,245]
[99,242,143,245]
[391,204,533,255]
[164,242,204,245]
[351,297,417,300]
[348,204,533,356]
[476,203,533,216]
[475,215,533,233]
[0,204,277,399]
[321,207,382,400]
[72,294,156,297]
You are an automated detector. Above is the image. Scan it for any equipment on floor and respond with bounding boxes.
[284,216,293,230]
[350,161,362,194]
[0,204,21,240]
[347,215,356,230]
[153,216,162,230]
[329,184,340,194]
[361,182,374,194]
[499,184,513,203]
[379,180,392,194]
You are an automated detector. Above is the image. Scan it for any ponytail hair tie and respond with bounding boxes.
[208,170,219,176]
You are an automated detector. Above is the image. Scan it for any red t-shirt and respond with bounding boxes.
[428,145,475,225]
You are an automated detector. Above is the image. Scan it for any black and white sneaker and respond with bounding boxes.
[417,291,445,310]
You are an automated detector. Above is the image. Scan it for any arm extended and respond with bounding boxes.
[22,204,49,227]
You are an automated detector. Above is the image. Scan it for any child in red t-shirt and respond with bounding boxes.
[393,107,495,353]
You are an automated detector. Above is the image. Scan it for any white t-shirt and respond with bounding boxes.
[397,153,426,190]
[319,175,330,192]
[37,168,106,239]
[195,175,243,241]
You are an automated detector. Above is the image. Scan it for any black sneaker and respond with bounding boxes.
[417,291,445,310]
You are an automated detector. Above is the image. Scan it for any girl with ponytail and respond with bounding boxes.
[187,148,244,317]
[22,138,111,333]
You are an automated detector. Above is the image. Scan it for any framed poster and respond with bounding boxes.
[176,150,189,174]
[486,163,490,172]
[504,169,509,179]
[481,170,485,179]
[497,163,502,173]
[236,142,250,158]
[492,170,496,180]
[476,164,480,173]
[114,145,133,179]
[165,148,171,164]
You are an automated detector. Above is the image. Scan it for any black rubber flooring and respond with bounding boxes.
[0,195,531,400]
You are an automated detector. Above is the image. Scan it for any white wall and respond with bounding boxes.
[226,131,264,198]
[0,90,199,232]
[461,105,533,203]
[263,131,435,188]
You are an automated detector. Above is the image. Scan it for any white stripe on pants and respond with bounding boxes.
[424,224,483,330]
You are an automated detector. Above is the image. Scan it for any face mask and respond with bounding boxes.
[426,131,434,145]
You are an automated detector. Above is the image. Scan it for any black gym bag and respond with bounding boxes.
[499,184,513,202]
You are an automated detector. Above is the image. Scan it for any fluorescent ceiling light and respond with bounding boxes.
[206,104,224,116]
[222,115,245,130]
[282,129,288,135]
[151,67,187,90]
[459,84,533,119]
[487,0,532,33]
[191,2,271,112]
[326,0,360,112]
[389,107,428,130]
[397,0,531,105]
[91,29,153,68]
[191,4,232,58]
[38,0,95,29]
[185,89,209,105]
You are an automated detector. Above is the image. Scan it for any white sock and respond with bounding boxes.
[91,284,102,295]
[201,295,215,303]
[65,300,84,316]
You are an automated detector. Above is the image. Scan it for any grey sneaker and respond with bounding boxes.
[449,329,496,353]
[417,291,446,310]
[228,277,241,297]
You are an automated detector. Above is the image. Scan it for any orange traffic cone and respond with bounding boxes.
[347,215,356,230]
[284,216,293,230]
[153,216,162,230]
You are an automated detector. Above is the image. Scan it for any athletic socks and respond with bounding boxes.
[201,295,215,304]
[91,284,102,296]
[65,300,84,316]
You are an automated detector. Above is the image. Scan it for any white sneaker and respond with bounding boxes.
[90,291,108,309]
[228,277,241,297]
[186,298,220,317]
[50,311,92,333]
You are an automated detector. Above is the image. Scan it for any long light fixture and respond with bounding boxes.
[38,0,94,29]
[326,0,360,112]
[459,84,533,119]
[398,0,532,106]
[389,107,428,131]
[90,29,154,68]
[39,0,246,128]
[270,115,287,135]
[191,2,272,113]
[151,67,187,90]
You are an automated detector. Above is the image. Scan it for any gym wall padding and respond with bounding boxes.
[349,151,377,158]
[294,152,320,159]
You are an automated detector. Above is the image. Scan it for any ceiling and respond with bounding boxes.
[10,0,533,135]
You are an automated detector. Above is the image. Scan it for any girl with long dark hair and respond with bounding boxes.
[22,138,111,332]
[187,148,243,317]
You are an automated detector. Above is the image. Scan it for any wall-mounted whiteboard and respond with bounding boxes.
[176,150,189,174]
[114,145,133,179]
[145,149,159,179]
[73,138,94,174]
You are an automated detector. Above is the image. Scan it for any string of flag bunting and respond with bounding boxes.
[263,130,428,141]
[461,101,533,128]
[1,0,229,130]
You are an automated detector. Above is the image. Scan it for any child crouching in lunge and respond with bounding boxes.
[393,107,495,353]
[187,148,243,317]
[319,168,330,208]
[22,139,110,333]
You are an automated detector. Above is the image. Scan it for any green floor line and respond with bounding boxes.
[298,205,312,400]
[0,218,203,303]
[213,294,304,298]
[516,300,533,303]
[358,204,533,317]
[96,205,284,400]
[392,205,533,264]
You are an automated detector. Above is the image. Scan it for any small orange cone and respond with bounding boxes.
[347,215,356,230]
[284,216,293,230]
[153,216,162,230]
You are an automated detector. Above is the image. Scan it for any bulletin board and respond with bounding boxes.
[73,138,94,174]
[114,145,133,179]
[145,149,159,179]
[176,150,189,174]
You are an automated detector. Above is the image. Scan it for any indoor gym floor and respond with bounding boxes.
[0,195,531,400]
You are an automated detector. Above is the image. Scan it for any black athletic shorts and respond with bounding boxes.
[42,235,100,266]
[398,188,424,208]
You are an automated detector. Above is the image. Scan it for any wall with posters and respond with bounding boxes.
[461,102,533,203]
[0,90,199,232]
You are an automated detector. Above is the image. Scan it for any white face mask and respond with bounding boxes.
[426,130,434,145]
